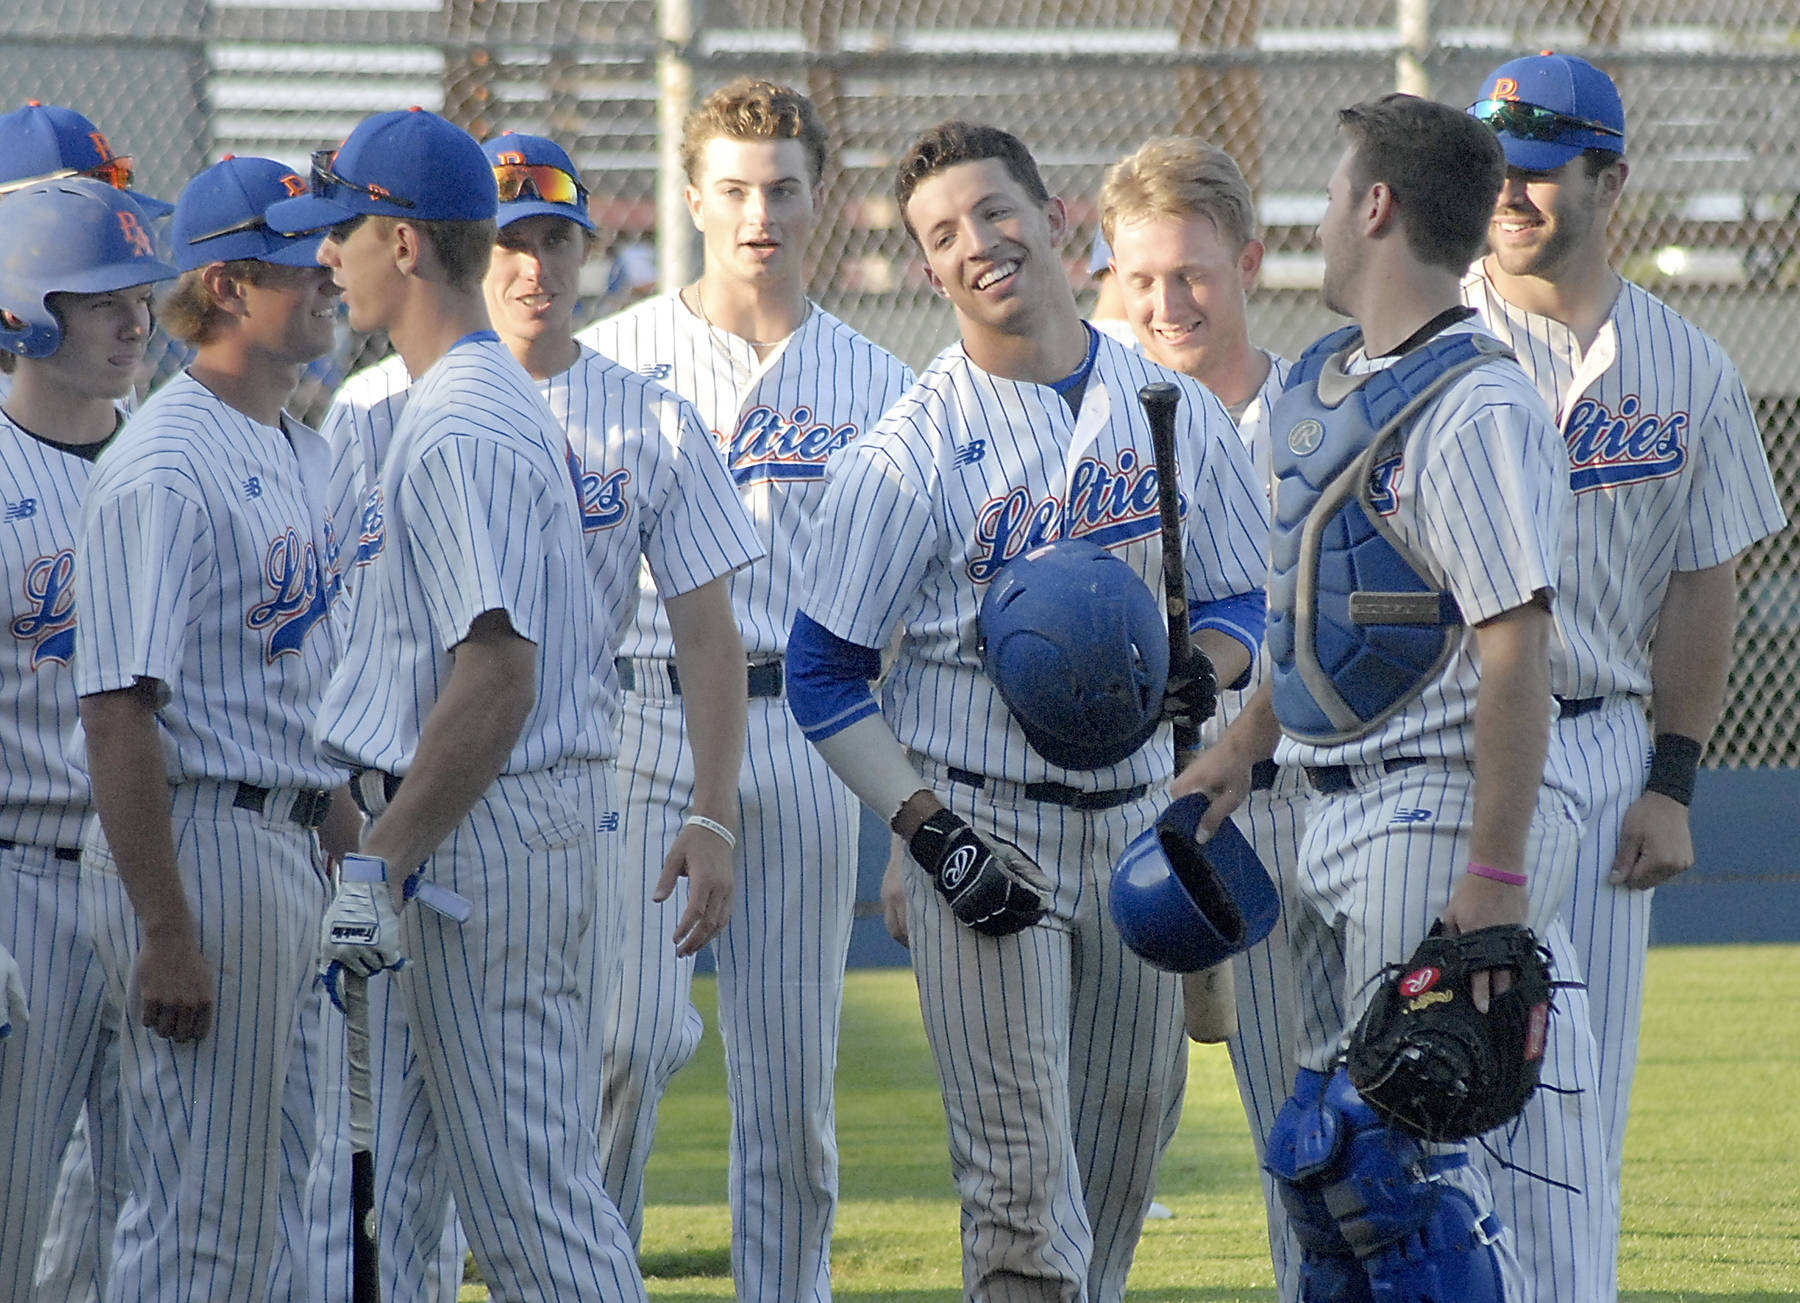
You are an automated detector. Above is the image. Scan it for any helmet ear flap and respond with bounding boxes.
[977,538,1171,770]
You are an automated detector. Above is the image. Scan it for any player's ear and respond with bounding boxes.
[1363,182,1395,237]
[1043,195,1069,246]
[199,263,250,319]
[1237,238,1265,290]
[920,260,949,300]
[390,220,423,277]
[1597,158,1629,208]
[684,183,704,232]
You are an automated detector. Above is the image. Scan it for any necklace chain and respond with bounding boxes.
[688,282,802,349]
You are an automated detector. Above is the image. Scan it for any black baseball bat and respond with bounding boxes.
[1139,381,1199,768]
[343,971,382,1303]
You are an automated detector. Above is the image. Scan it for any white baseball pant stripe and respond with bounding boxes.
[601,688,859,1301]
[81,785,325,1303]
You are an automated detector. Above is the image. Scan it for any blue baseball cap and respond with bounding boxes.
[483,133,595,231]
[171,156,326,272]
[265,107,498,234]
[1469,53,1626,173]
[0,101,174,218]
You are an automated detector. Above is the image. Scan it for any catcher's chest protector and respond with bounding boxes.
[1266,327,1510,743]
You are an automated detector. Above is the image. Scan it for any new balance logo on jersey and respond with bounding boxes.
[5,498,37,522]
[354,488,385,568]
[244,476,264,499]
[1565,396,1688,492]
[11,550,77,667]
[1368,453,1404,516]
[638,363,672,382]
[726,405,855,485]
[953,439,986,467]
[1390,806,1434,825]
[247,529,330,661]
[598,811,621,833]
[967,453,1168,583]
[565,445,631,533]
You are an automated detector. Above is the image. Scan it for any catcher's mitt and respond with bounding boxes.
[1345,923,1553,1141]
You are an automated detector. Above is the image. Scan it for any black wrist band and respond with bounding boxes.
[1645,732,1703,806]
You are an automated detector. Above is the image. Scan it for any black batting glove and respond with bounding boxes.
[908,809,1046,937]
[1163,646,1219,732]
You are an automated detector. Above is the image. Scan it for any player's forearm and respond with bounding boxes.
[1468,602,1554,874]
[809,714,936,832]
[1648,561,1738,744]
[359,612,536,877]
[79,683,193,943]
[1220,681,1282,767]
[1194,628,1252,698]
[665,579,748,825]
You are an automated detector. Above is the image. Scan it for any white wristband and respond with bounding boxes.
[683,814,737,850]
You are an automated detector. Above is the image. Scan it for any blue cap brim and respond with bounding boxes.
[260,232,327,265]
[124,188,174,219]
[1493,130,1623,174]
[264,193,357,235]
[497,200,595,231]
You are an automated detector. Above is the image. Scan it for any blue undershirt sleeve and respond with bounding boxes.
[787,611,884,741]
[1189,590,1266,689]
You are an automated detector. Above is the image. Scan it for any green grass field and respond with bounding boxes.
[463,945,1799,1301]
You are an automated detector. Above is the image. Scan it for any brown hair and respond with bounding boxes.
[390,216,497,292]
[1100,136,1258,250]
[1336,93,1505,273]
[156,260,284,347]
[893,121,1049,245]
[680,78,830,188]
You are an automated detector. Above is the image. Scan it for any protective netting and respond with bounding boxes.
[6,0,1795,763]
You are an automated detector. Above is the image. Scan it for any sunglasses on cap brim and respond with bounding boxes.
[310,148,414,209]
[1469,98,1623,144]
[0,156,136,197]
[492,161,586,208]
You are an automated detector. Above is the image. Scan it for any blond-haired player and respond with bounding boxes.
[1099,133,1304,1303]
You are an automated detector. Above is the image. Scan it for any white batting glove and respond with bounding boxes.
[320,853,405,978]
[0,941,27,1039]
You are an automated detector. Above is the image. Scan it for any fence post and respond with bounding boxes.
[657,0,700,291]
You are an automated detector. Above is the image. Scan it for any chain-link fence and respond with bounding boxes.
[6,0,1796,763]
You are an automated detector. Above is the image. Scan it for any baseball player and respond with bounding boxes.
[1098,134,1304,1302]
[265,107,649,1301]
[302,129,763,1303]
[1177,94,1609,1303]
[0,176,175,1303]
[1463,52,1789,1300]
[73,154,357,1302]
[789,120,1269,1302]
[575,78,913,1299]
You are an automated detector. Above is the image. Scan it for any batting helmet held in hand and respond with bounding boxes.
[978,538,1169,770]
[0,176,177,358]
[1109,792,1279,972]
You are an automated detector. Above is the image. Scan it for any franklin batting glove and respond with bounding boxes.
[908,809,1046,938]
[320,853,405,977]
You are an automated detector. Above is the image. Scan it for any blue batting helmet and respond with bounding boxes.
[0,176,177,359]
[978,537,1169,770]
[1109,792,1279,973]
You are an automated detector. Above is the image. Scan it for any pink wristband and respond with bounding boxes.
[1466,862,1527,887]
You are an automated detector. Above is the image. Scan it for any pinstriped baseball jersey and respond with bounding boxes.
[543,342,763,741]
[805,333,1267,790]
[0,416,96,847]
[1462,265,1788,698]
[75,372,343,789]
[318,353,409,621]
[314,333,606,775]
[577,292,914,659]
[1269,321,1574,775]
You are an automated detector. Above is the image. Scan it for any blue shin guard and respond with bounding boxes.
[1267,1068,1508,1303]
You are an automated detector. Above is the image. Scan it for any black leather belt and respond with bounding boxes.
[0,839,81,862]
[1305,756,1424,796]
[350,769,404,818]
[944,766,1149,811]
[233,783,333,830]
[1250,759,1280,792]
[1555,695,1605,719]
[616,657,784,699]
